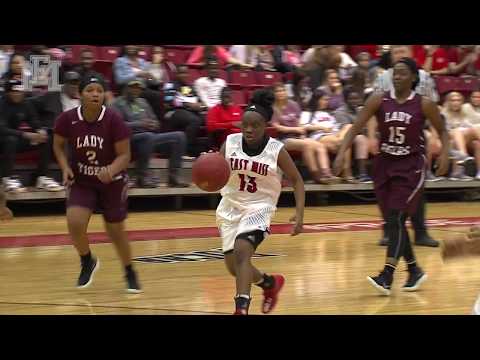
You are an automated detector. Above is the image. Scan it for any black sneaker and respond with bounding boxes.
[378,236,389,246]
[402,268,428,292]
[415,234,439,247]
[126,270,142,294]
[367,271,393,296]
[233,295,251,315]
[77,257,99,289]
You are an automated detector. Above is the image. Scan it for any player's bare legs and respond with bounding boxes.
[224,253,262,281]
[67,206,92,256]
[104,221,141,293]
[67,206,99,288]
[233,239,257,301]
[353,134,370,180]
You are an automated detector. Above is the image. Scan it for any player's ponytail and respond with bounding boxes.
[246,89,275,122]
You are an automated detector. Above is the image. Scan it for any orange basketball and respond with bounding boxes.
[192,153,231,192]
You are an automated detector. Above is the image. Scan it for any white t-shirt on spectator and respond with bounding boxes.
[300,110,340,140]
[194,77,226,109]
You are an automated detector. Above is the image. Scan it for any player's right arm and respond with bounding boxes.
[53,134,74,186]
[333,93,383,176]
[277,148,304,236]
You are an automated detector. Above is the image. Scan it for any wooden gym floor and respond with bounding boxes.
[1,202,479,315]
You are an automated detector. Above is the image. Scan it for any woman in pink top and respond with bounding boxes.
[187,45,253,69]
[270,83,340,184]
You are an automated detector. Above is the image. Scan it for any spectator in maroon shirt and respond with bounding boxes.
[207,87,243,147]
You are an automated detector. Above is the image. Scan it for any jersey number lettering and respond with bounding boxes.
[238,174,257,193]
[86,150,97,164]
[388,126,406,145]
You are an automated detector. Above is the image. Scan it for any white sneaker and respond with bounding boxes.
[36,176,64,192]
[2,176,27,193]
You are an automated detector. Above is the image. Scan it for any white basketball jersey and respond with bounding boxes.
[221,133,284,210]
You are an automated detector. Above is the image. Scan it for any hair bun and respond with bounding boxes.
[251,89,274,109]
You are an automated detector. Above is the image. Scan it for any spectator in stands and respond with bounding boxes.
[355,52,378,95]
[348,67,367,99]
[228,45,256,68]
[333,86,372,182]
[148,46,176,88]
[113,45,152,87]
[373,45,439,102]
[187,45,252,69]
[112,78,188,188]
[0,53,31,88]
[415,45,450,75]
[302,45,340,91]
[442,91,480,179]
[74,48,115,105]
[336,45,357,81]
[194,59,226,109]
[164,64,206,157]
[252,45,276,72]
[32,71,81,130]
[291,69,313,111]
[270,83,340,184]
[462,89,480,125]
[0,45,14,78]
[318,69,345,111]
[446,45,480,76]
[207,87,243,146]
[0,79,63,193]
[282,45,303,72]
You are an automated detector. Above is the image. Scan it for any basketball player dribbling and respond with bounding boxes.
[217,89,305,315]
[53,75,141,293]
[334,58,450,295]
[0,188,13,220]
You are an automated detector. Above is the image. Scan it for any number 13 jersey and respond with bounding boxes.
[375,90,426,157]
[221,133,284,210]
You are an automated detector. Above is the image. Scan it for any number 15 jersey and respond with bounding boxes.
[221,133,284,210]
[375,90,426,157]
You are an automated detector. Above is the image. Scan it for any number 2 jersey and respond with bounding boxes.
[54,106,131,187]
[375,91,426,156]
[221,133,284,211]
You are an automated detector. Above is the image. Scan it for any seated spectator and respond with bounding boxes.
[0,79,63,192]
[446,45,480,76]
[336,45,357,81]
[148,46,176,88]
[207,87,243,146]
[333,86,371,182]
[415,45,450,75]
[291,69,313,110]
[462,89,480,126]
[282,45,303,71]
[228,45,257,69]
[348,67,367,99]
[253,45,276,72]
[113,45,152,88]
[32,71,81,130]
[0,45,14,78]
[194,59,226,109]
[318,69,345,111]
[73,48,115,105]
[0,53,32,93]
[270,83,340,184]
[164,64,206,157]
[355,52,378,94]
[112,78,188,188]
[442,91,480,179]
[373,45,439,103]
[187,45,252,69]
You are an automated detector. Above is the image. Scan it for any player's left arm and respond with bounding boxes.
[99,139,131,184]
[277,147,304,236]
[422,97,450,176]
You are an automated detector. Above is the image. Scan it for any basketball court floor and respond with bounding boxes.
[1,202,479,315]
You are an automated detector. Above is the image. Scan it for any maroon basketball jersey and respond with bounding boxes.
[375,91,425,156]
[54,106,131,186]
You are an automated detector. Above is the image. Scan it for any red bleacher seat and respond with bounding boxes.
[69,45,99,63]
[93,61,114,88]
[165,49,188,65]
[255,71,282,87]
[217,70,228,82]
[434,76,459,95]
[188,68,203,84]
[228,70,257,89]
[98,46,121,62]
[457,77,479,94]
[231,90,246,107]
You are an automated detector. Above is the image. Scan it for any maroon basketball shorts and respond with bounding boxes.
[373,153,427,216]
[66,176,129,223]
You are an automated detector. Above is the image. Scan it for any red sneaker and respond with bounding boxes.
[261,274,285,314]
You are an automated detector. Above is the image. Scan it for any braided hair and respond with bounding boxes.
[245,88,275,122]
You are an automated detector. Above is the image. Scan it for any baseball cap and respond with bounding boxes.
[64,71,81,83]
[127,78,145,88]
